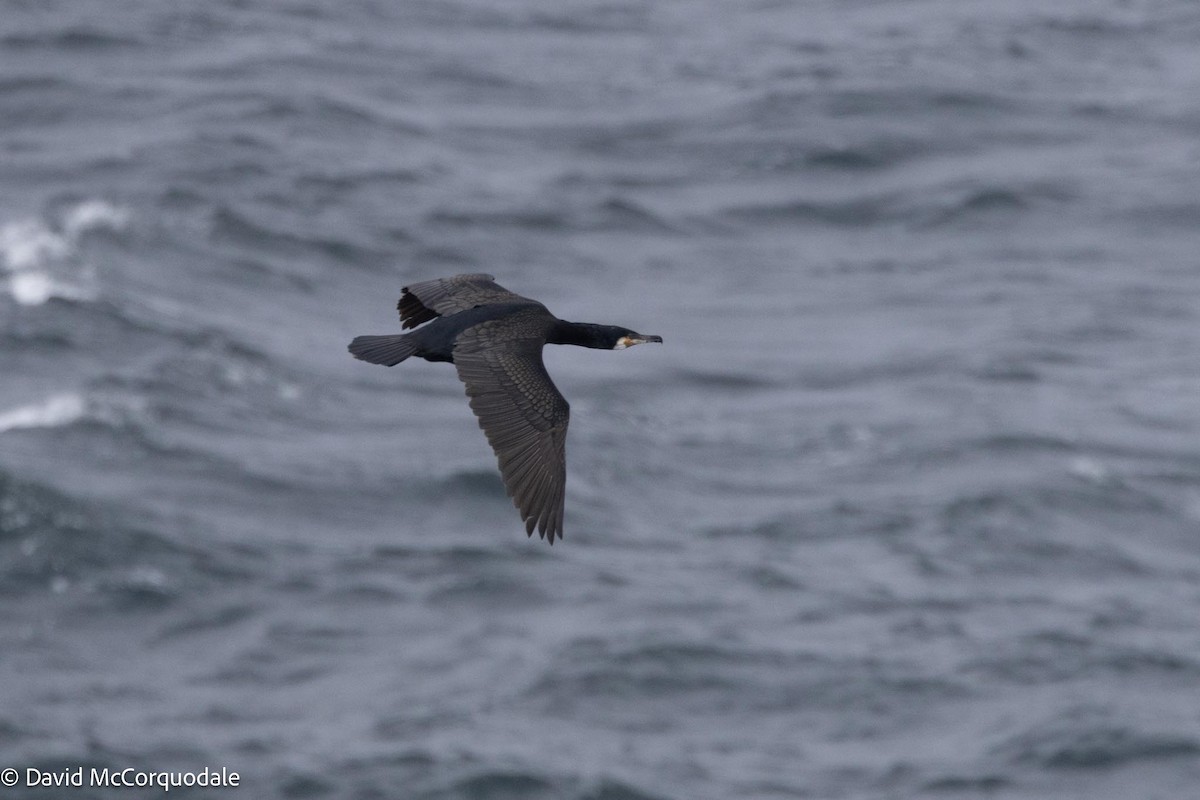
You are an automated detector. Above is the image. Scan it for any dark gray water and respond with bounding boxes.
[3,1,1200,798]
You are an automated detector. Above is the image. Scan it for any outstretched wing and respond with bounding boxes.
[398,273,534,330]
[453,311,569,543]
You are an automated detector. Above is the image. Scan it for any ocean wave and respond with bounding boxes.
[426,193,679,235]
[671,367,781,390]
[721,194,902,228]
[0,470,243,605]
[719,178,1074,231]
[0,389,154,437]
[916,181,1077,228]
[965,628,1200,686]
[438,771,555,799]
[60,199,130,238]
[87,335,305,435]
[824,86,1021,118]
[425,569,549,608]
[997,717,1200,770]
[0,388,294,501]
[209,204,382,267]
[702,514,805,542]
[0,199,128,306]
[921,773,1010,793]
[0,75,76,95]
[422,771,672,800]
[803,138,928,171]
[526,638,967,719]
[154,603,258,641]
[0,28,144,50]
[0,715,26,746]
[295,165,429,194]
[527,5,654,35]
[433,467,509,497]
[0,394,86,433]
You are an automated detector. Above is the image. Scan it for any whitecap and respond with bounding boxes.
[61,199,130,238]
[0,199,129,306]
[8,271,55,306]
[0,218,70,271]
[0,394,87,433]
[8,271,96,306]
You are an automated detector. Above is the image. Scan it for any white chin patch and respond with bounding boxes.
[614,337,631,350]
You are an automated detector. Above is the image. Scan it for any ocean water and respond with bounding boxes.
[2,1,1200,797]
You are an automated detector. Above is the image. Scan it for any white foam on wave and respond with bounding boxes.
[9,271,57,306]
[0,394,87,433]
[0,218,71,271]
[62,199,131,239]
[0,199,129,306]
[8,271,97,306]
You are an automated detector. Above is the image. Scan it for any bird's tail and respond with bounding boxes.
[348,334,418,366]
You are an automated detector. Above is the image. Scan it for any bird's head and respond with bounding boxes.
[550,321,663,350]
[610,328,664,350]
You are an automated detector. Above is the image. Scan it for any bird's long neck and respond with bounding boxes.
[548,320,611,349]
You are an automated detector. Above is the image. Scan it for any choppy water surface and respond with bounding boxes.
[2,1,1200,798]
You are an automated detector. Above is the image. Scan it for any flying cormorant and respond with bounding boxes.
[348,273,662,543]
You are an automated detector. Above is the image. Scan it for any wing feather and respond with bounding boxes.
[398,274,535,329]
[453,312,569,543]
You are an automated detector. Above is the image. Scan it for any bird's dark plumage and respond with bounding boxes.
[349,274,661,543]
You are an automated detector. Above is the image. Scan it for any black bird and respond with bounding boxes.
[348,273,662,543]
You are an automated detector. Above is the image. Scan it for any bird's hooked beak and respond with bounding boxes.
[615,333,664,350]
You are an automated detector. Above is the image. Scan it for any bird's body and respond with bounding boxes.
[348,274,661,543]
